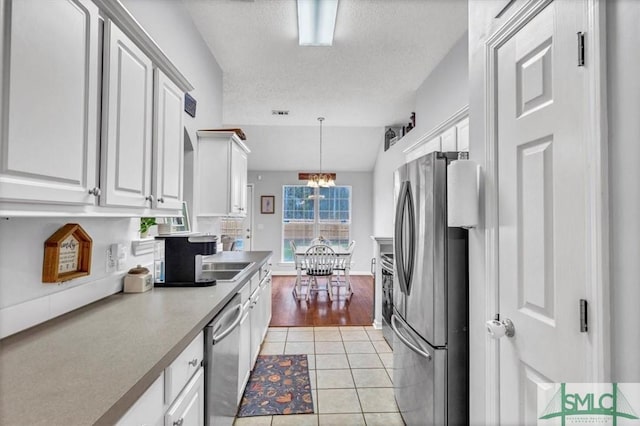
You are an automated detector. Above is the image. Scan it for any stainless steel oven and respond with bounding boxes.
[380,253,394,348]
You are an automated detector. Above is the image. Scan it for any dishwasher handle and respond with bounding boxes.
[211,303,243,344]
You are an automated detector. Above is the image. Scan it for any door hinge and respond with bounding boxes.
[580,299,588,332]
[577,32,585,67]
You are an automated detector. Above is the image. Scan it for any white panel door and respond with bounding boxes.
[496,2,589,424]
[0,0,100,205]
[153,69,184,210]
[101,21,153,208]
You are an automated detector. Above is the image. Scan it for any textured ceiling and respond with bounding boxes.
[184,0,468,128]
[184,0,467,171]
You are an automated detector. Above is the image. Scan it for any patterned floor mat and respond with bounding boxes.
[236,354,314,417]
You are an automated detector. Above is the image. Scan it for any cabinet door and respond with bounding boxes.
[165,368,204,426]
[238,306,251,403]
[196,137,230,216]
[263,275,272,337]
[153,69,184,210]
[0,0,100,205]
[249,287,262,367]
[230,141,248,215]
[456,117,469,152]
[117,373,164,426]
[101,21,153,208]
[440,126,457,151]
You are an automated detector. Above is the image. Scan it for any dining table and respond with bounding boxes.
[293,245,353,300]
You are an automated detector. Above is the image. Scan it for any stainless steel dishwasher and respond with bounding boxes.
[204,293,243,426]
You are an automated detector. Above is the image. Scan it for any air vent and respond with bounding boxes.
[272,110,290,116]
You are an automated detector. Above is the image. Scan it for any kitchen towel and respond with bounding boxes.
[237,354,314,417]
[447,154,479,228]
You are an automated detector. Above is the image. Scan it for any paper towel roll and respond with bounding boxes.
[447,157,479,228]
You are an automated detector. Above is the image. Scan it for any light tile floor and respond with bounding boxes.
[234,326,404,426]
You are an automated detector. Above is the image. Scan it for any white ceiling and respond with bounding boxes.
[184,0,468,171]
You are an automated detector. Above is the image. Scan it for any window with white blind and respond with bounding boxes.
[282,185,351,262]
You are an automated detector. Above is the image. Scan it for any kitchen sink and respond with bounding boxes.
[201,261,254,282]
[201,270,245,281]
[202,262,252,272]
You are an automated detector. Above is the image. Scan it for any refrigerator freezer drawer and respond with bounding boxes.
[392,314,446,426]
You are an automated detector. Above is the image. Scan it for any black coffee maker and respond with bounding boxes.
[154,234,217,287]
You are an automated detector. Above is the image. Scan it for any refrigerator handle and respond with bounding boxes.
[394,181,415,295]
[391,314,432,360]
[394,181,409,295]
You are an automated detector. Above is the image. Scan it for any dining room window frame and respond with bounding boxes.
[281,184,352,262]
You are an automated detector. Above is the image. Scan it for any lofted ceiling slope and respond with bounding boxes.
[184,0,468,171]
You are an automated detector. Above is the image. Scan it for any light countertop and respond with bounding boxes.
[0,251,272,426]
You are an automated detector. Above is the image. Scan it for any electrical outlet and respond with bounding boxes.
[106,243,127,272]
[106,246,116,273]
[115,243,127,271]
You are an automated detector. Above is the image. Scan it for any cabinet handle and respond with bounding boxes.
[188,358,198,367]
[157,197,165,203]
[88,187,101,197]
[145,195,154,203]
[173,418,184,426]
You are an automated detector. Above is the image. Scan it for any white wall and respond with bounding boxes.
[607,0,640,382]
[0,0,223,338]
[372,34,469,237]
[247,171,373,274]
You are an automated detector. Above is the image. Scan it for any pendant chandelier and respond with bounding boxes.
[307,117,335,188]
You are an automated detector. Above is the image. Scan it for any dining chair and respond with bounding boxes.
[290,240,307,298]
[332,240,355,299]
[302,245,337,301]
[311,236,331,246]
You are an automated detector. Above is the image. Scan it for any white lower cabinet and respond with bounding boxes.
[165,368,205,426]
[238,282,252,403]
[249,271,272,369]
[117,373,165,426]
[118,333,204,426]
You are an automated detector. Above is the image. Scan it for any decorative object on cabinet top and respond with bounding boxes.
[42,223,93,283]
[199,128,247,140]
[184,93,197,117]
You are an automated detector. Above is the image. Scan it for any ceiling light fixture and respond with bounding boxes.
[297,0,339,46]
[307,117,335,188]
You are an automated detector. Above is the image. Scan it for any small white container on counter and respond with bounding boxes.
[124,265,153,293]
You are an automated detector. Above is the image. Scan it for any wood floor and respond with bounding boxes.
[270,275,374,327]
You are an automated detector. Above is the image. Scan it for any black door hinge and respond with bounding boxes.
[580,299,588,332]
[577,32,585,67]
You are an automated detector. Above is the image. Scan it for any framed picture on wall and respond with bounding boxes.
[261,195,275,214]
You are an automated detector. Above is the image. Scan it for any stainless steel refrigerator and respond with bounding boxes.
[392,151,468,425]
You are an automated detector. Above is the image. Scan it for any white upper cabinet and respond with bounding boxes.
[101,20,154,208]
[0,0,100,205]
[403,112,469,163]
[196,131,250,217]
[0,0,193,216]
[152,69,184,210]
[230,140,248,215]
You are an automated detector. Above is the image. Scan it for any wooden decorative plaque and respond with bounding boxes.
[42,223,93,283]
